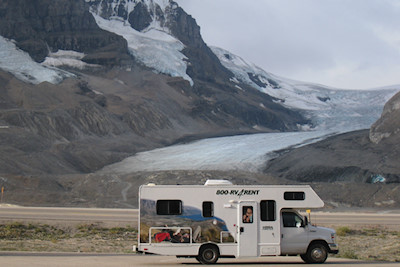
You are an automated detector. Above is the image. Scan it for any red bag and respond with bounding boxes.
[155,232,171,242]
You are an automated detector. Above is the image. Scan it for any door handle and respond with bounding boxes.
[240,227,244,233]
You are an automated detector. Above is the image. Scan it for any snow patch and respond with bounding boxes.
[42,50,100,70]
[0,36,72,84]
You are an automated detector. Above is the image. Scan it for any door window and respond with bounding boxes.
[242,206,253,223]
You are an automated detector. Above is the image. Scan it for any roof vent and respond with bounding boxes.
[204,179,233,186]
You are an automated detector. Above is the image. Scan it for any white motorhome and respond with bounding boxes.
[137,180,338,264]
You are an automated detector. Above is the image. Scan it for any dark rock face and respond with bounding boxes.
[129,2,153,31]
[166,6,233,82]
[370,91,400,144]
[0,0,129,64]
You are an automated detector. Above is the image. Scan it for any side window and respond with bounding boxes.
[282,212,304,227]
[156,200,182,215]
[260,200,276,221]
[202,201,214,217]
[242,206,253,223]
[284,191,305,200]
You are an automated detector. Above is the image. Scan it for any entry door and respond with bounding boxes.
[237,201,258,257]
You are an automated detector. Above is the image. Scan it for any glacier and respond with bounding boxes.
[100,130,335,174]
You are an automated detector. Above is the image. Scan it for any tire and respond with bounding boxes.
[300,253,309,263]
[304,243,328,264]
[197,245,219,264]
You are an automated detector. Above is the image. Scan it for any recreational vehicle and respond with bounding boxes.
[137,180,338,264]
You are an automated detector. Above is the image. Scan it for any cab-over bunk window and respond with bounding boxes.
[284,191,305,200]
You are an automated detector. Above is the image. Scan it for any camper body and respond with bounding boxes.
[137,180,338,264]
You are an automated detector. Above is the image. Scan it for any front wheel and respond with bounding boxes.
[197,245,219,264]
[303,243,328,264]
[300,253,309,263]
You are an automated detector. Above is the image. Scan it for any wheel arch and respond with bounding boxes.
[308,239,329,251]
[198,243,220,255]
[197,243,220,264]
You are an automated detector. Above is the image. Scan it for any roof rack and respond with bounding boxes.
[204,179,233,186]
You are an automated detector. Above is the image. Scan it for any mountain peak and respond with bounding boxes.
[87,0,232,85]
[88,0,176,32]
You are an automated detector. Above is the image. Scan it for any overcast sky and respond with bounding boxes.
[175,0,400,89]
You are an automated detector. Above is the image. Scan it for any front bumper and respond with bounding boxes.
[328,243,339,254]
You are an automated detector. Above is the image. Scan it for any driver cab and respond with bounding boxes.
[280,209,309,255]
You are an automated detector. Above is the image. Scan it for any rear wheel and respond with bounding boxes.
[197,245,219,264]
[303,243,328,264]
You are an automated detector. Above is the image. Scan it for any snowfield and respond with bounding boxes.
[211,46,399,132]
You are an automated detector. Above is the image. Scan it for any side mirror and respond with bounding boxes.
[304,216,308,226]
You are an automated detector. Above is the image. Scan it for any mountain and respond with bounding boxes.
[0,0,399,208]
[0,1,305,186]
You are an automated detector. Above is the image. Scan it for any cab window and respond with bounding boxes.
[282,211,304,227]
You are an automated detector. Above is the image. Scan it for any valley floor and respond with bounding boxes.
[0,220,398,262]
